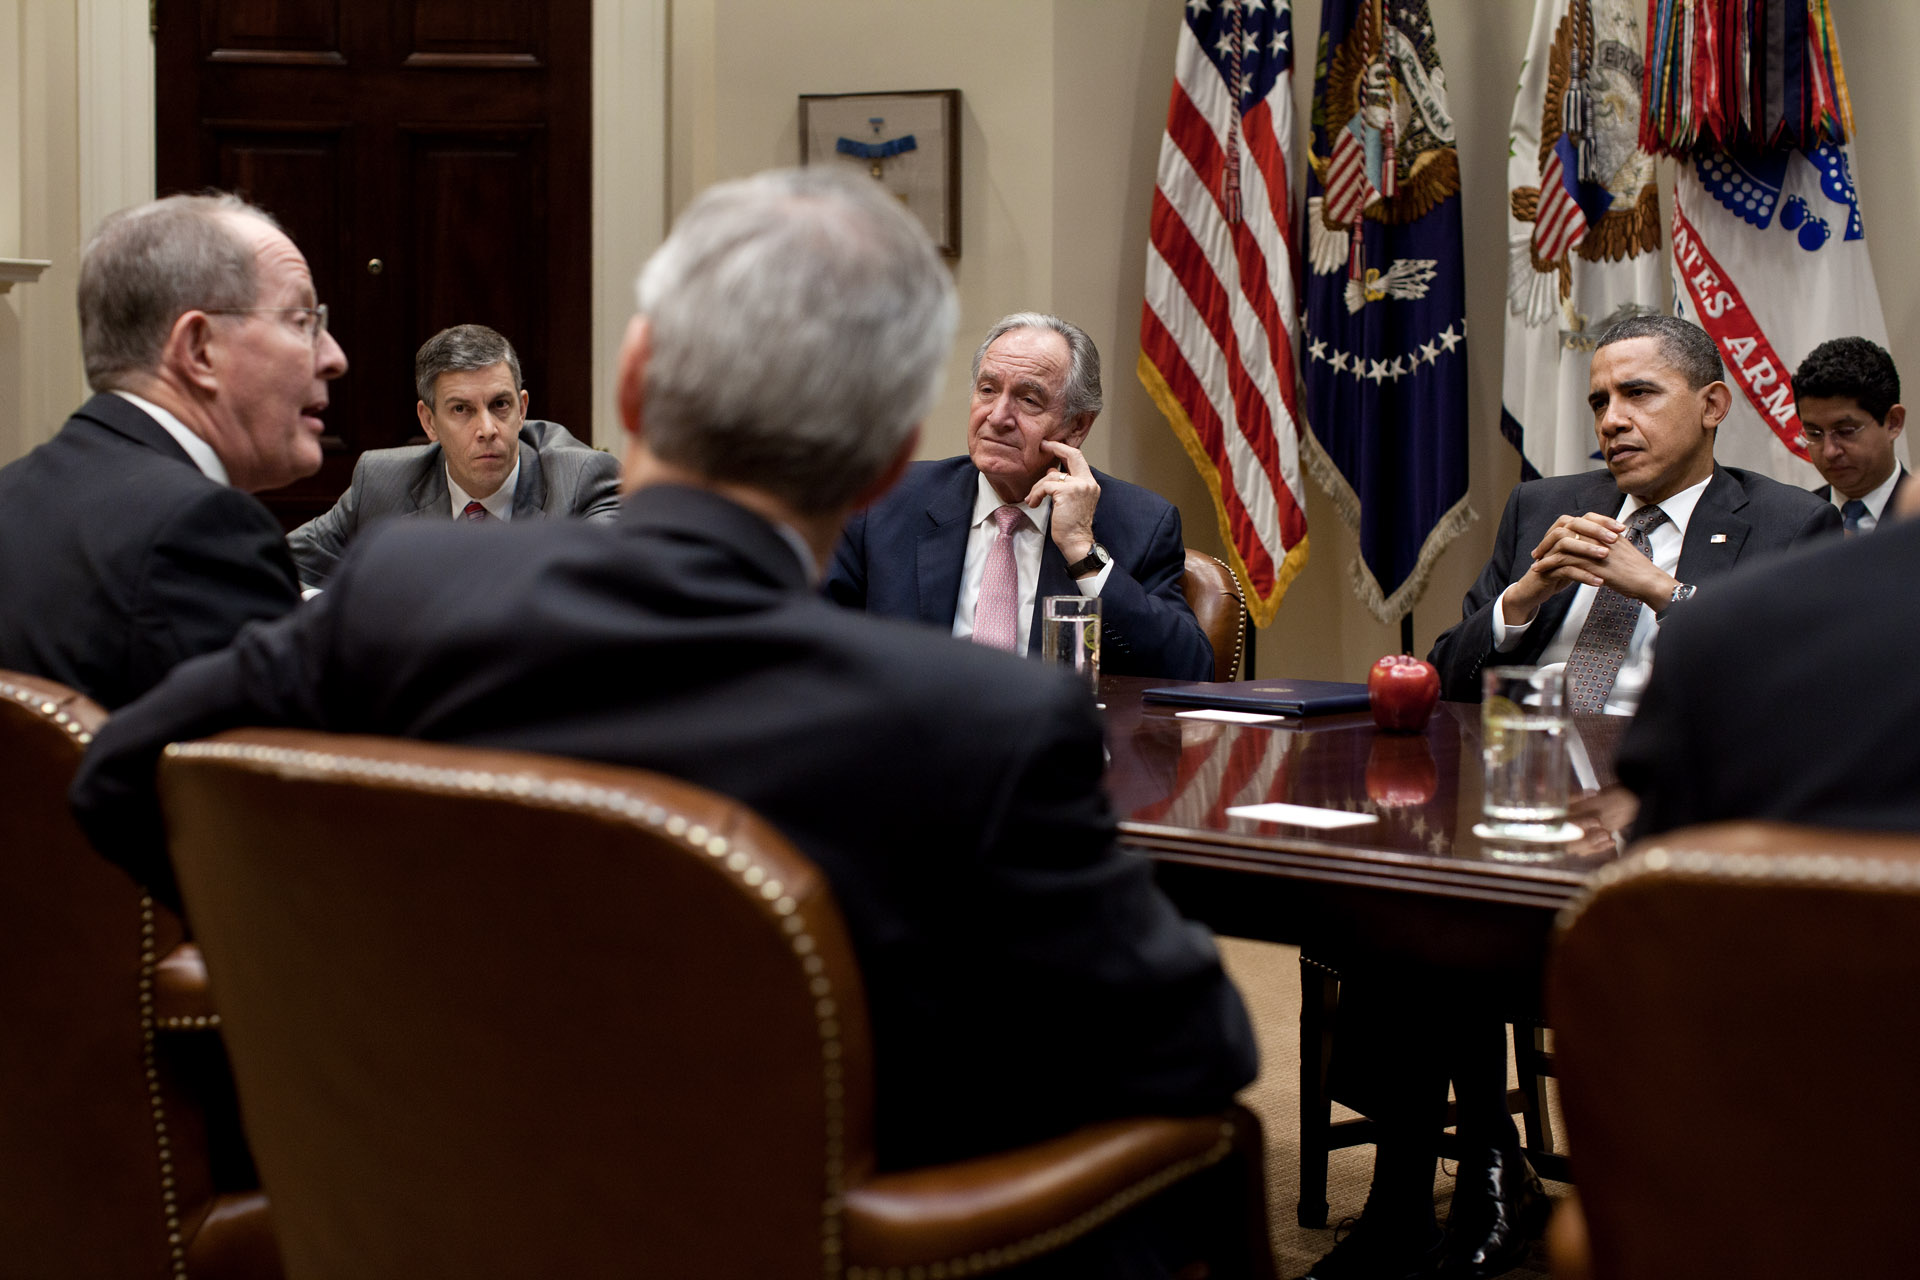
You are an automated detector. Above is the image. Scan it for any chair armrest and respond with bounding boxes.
[154,942,220,1027]
[843,1111,1240,1272]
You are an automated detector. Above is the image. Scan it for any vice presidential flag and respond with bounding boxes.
[1302,0,1471,625]
[1503,0,1665,481]
[1139,0,1308,628]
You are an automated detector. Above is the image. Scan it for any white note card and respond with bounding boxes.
[1225,802,1378,829]
[1175,709,1287,725]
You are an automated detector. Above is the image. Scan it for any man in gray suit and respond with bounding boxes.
[287,324,620,586]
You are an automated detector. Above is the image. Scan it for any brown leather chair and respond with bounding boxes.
[1548,821,1920,1280]
[159,729,1276,1278]
[0,671,279,1279]
[1181,547,1249,679]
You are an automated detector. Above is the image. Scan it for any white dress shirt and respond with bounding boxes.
[1490,473,1712,716]
[447,459,520,521]
[1831,465,1902,534]
[951,472,1112,655]
[114,391,228,485]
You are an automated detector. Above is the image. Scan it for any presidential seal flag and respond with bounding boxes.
[1139,0,1308,628]
[1503,0,1664,481]
[1302,0,1471,625]
[1645,0,1905,486]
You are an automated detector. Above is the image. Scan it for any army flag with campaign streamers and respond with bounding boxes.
[1503,0,1665,481]
[1302,0,1471,625]
[1139,0,1308,628]
[1644,0,1905,485]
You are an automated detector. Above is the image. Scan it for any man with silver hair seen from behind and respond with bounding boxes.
[76,168,1258,1276]
[286,322,620,587]
[826,311,1216,679]
[0,191,347,708]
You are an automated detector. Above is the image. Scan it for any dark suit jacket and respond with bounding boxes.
[1811,466,1910,527]
[1428,466,1842,702]
[824,456,1214,680]
[0,394,299,709]
[1619,513,1920,837]
[286,419,621,586]
[72,484,1256,1170]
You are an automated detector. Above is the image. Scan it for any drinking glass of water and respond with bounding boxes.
[1473,665,1577,844]
[1040,595,1100,694]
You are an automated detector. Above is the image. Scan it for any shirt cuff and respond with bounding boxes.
[1075,560,1115,597]
[1490,585,1529,652]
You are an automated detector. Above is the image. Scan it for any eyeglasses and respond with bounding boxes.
[1801,420,1874,445]
[200,303,330,343]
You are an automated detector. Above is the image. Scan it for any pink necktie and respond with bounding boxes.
[462,501,491,523]
[972,504,1028,652]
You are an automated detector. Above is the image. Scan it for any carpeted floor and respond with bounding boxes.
[1219,938,1569,1280]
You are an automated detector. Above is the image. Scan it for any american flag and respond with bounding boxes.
[1530,134,1593,265]
[1322,121,1379,227]
[1138,0,1308,629]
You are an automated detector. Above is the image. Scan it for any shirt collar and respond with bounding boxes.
[1851,465,1904,520]
[970,469,1049,534]
[1621,470,1712,534]
[448,457,521,520]
[113,390,228,485]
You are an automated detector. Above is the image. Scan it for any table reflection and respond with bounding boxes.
[1102,675,1632,881]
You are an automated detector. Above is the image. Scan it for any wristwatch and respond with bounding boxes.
[1668,581,1697,607]
[1066,544,1112,579]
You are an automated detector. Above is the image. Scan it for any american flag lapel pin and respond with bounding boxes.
[1710,533,1728,544]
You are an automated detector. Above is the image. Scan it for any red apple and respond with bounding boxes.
[1366,734,1439,808]
[1368,653,1440,732]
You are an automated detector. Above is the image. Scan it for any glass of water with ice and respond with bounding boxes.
[1473,665,1577,844]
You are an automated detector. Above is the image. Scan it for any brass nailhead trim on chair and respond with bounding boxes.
[139,897,190,1280]
[1,680,95,746]
[4,684,171,1269]
[1558,842,1920,933]
[165,740,854,1278]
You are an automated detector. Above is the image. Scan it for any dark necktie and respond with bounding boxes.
[462,501,491,523]
[1564,504,1670,713]
[1841,498,1869,536]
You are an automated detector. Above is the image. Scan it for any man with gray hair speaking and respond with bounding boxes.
[286,323,620,588]
[826,312,1216,680]
[0,192,347,708]
[75,169,1256,1222]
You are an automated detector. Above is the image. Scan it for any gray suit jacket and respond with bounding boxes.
[287,420,621,586]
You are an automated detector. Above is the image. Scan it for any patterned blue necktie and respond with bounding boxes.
[1841,498,1869,536]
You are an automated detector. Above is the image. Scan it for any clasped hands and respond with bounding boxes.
[1023,439,1102,564]
[1500,511,1678,627]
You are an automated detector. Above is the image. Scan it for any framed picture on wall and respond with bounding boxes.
[799,89,960,257]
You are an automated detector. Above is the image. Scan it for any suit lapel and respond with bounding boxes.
[408,447,453,520]
[1676,467,1750,582]
[510,434,545,518]
[915,462,978,627]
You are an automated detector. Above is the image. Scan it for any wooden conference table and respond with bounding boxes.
[1102,674,1634,1011]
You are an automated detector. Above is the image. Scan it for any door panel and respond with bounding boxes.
[403,130,548,409]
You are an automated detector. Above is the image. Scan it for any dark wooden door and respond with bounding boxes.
[156,0,591,527]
